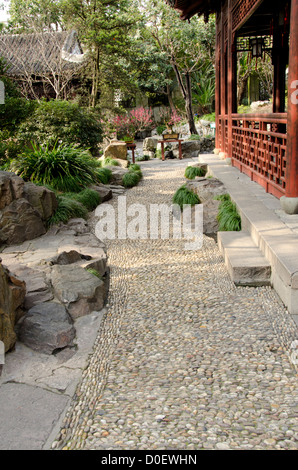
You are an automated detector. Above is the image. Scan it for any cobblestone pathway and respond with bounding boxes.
[54,159,297,450]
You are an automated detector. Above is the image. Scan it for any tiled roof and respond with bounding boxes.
[0,30,85,76]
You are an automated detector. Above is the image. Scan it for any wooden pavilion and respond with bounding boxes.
[169,0,298,214]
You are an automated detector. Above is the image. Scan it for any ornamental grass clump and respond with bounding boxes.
[122,171,141,188]
[11,143,100,193]
[103,157,120,167]
[184,165,207,179]
[48,196,88,226]
[95,167,112,185]
[129,163,141,172]
[216,195,241,231]
[172,184,200,210]
[63,189,101,211]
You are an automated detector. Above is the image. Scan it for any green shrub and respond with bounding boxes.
[17,100,102,155]
[217,199,241,231]
[0,97,37,133]
[63,189,101,211]
[172,185,200,210]
[0,130,24,167]
[0,57,20,99]
[184,165,207,179]
[122,171,141,188]
[11,143,99,193]
[48,195,88,226]
[95,167,112,185]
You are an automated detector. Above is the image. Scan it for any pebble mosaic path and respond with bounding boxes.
[53,158,297,451]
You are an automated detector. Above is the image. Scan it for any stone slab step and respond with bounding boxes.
[218,231,271,286]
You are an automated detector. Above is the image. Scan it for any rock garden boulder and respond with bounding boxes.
[0,199,47,245]
[89,184,113,202]
[186,177,227,202]
[51,265,106,321]
[105,166,129,186]
[104,140,127,161]
[23,183,58,221]
[0,261,26,352]
[172,140,202,159]
[18,301,76,355]
[186,177,228,235]
[0,212,109,356]
[143,137,158,158]
[0,171,58,246]
[0,171,24,210]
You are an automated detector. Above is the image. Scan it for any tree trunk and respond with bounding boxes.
[166,83,175,112]
[171,60,197,134]
[90,47,100,108]
[184,71,197,134]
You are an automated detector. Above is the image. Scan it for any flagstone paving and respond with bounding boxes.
[53,158,297,450]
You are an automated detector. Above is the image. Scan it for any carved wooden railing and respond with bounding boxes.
[230,113,287,198]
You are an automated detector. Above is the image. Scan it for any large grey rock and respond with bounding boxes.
[23,183,58,221]
[186,178,228,234]
[171,140,201,159]
[0,198,46,245]
[0,171,24,210]
[0,261,26,352]
[89,184,113,202]
[8,264,54,310]
[143,137,158,152]
[18,302,76,355]
[186,177,227,203]
[51,265,106,320]
[202,199,221,234]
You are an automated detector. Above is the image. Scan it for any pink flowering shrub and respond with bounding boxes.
[105,107,154,141]
[159,108,183,129]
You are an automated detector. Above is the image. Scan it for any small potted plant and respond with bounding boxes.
[159,108,182,140]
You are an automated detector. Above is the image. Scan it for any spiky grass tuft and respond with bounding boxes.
[184,165,207,180]
[63,189,101,211]
[48,196,88,226]
[122,171,141,188]
[172,184,200,210]
[217,198,241,231]
[95,167,112,185]
[11,143,100,193]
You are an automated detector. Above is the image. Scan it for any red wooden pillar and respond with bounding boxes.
[227,0,237,160]
[281,0,298,213]
[220,7,226,155]
[215,14,221,150]
[272,25,288,113]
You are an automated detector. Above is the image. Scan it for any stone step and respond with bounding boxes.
[217,231,271,286]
